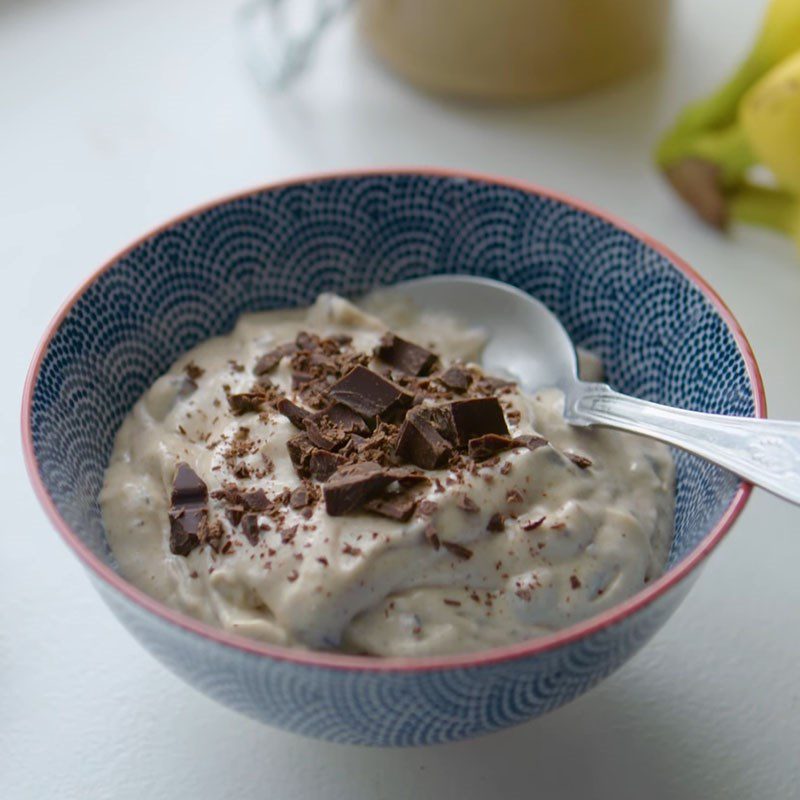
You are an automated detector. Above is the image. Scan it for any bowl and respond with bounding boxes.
[22,169,764,746]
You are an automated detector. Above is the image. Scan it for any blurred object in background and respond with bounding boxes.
[656,0,800,254]
[239,0,670,101]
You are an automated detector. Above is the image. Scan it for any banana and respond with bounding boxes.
[730,185,800,250]
[656,0,800,169]
[740,49,800,193]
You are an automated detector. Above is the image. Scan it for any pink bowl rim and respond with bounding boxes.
[21,167,766,673]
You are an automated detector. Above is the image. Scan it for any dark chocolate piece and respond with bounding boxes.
[442,541,473,560]
[457,494,479,513]
[241,489,269,512]
[304,418,346,451]
[226,505,245,526]
[296,331,319,351]
[567,452,593,469]
[184,361,205,381]
[241,513,261,545]
[322,462,393,516]
[521,516,546,531]
[227,392,266,416]
[468,433,516,461]
[424,522,440,550]
[395,407,453,470]
[514,435,548,451]
[487,513,505,532]
[276,397,311,430]
[450,397,509,446]
[308,450,347,482]
[316,403,370,435]
[290,486,314,509]
[363,492,418,521]
[287,433,316,477]
[376,333,437,376]
[438,366,472,393]
[171,463,208,507]
[169,507,206,556]
[328,366,412,422]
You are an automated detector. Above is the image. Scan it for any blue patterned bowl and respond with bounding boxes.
[22,170,764,746]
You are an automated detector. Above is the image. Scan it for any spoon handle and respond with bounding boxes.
[567,382,800,505]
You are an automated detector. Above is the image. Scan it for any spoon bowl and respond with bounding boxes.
[388,274,800,506]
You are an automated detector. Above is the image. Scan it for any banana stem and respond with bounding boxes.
[682,124,755,186]
[730,184,798,234]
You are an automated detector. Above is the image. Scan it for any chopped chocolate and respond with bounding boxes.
[418,499,438,516]
[241,513,261,545]
[375,333,437,376]
[315,403,370,435]
[450,397,509,446]
[292,371,314,389]
[364,492,418,521]
[184,361,205,381]
[226,505,245,526]
[287,569,299,582]
[514,435,548,451]
[395,407,453,470]
[253,351,281,375]
[296,331,319,351]
[457,494,479,514]
[309,449,347,482]
[328,366,412,422]
[438,366,472,393]
[521,516,546,531]
[169,507,206,556]
[287,433,316,477]
[424,522,441,550]
[304,418,346,451]
[342,543,363,557]
[276,398,311,430]
[570,575,582,589]
[241,489,269,512]
[290,486,315,509]
[468,433,516,461]
[227,392,266,416]
[443,598,462,607]
[232,462,251,479]
[323,462,393,516]
[567,452,593,469]
[280,525,298,544]
[171,463,208,507]
[442,541,473,560]
[506,489,524,504]
[487,513,505,532]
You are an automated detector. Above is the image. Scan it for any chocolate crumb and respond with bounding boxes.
[506,489,524,504]
[521,516,546,531]
[438,366,472,393]
[442,541,473,560]
[457,494,479,514]
[241,513,260,545]
[287,569,299,582]
[443,598,462,607]
[228,392,266,416]
[184,361,205,381]
[424,523,440,550]
[487,513,505,532]
[570,575,582,589]
[567,452,593,469]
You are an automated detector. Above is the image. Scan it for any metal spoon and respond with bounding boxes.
[385,274,800,506]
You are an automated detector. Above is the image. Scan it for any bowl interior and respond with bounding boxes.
[28,173,756,592]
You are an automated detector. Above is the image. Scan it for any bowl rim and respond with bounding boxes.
[21,167,766,673]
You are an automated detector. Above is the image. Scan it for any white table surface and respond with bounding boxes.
[3,0,799,797]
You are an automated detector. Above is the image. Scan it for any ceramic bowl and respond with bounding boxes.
[22,170,764,746]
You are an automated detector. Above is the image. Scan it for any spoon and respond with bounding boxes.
[384,275,800,506]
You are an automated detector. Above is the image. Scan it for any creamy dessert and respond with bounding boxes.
[100,294,674,657]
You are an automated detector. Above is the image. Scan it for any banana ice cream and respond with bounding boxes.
[100,294,675,657]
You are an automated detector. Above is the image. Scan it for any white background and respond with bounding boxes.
[2,1,799,797]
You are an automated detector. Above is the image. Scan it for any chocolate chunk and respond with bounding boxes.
[468,433,516,461]
[304,418,346,451]
[567,452,593,469]
[506,489,524,504]
[395,407,453,470]
[290,486,314,509]
[287,433,316,477]
[171,463,208,507]
[169,507,206,556]
[487,513,505,532]
[322,462,393,516]
[450,397,509,446]
[457,494,479,513]
[291,371,314,389]
[241,489,269,512]
[439,366,472,393]
[442,541,473,560]
[363,492,418,521]
[376,333,437,376]
[385,467,430,487]
[254,343,297,377]
[521,516,546,531]
[328,366,413,422]
[309,449,347,482]
[316,403,370,435]
[184,361,204,381]
[296,331,319,351]
[226,505,245,526]
[514,435,548,451]
[227,392,266,416]
[418,499,438,516]
[241,513,261,545]
[570,575,582,589]
[276,397,311,430]
[424,522,440,550]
